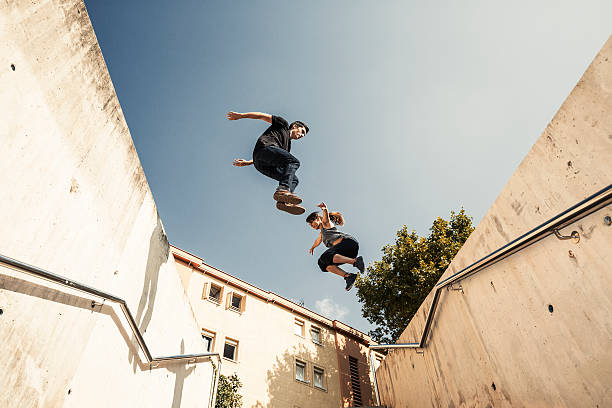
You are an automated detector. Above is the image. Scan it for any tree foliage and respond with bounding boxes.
[215,373,243,408]
[355,209,474,343]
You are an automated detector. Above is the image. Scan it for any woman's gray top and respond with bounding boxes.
[321,222,354,247]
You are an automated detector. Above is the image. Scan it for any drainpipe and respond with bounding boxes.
[209,355,222,408]
[332,322,346,407]
[368,349,381,406]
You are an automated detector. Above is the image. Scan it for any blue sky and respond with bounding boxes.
[85,1,611,333]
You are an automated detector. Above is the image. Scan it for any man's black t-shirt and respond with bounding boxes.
[253,115,291,157]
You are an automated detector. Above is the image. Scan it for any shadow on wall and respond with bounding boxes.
[336,334,375,408]
[166,339,196,408]
[129,215,169,371]
[251,337,375,407]
[0,273,202,405]
[254,343,329,408]
[1,273,147,371]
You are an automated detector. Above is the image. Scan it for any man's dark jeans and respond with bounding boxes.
[253,146,300,193]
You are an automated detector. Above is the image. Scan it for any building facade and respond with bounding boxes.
[171,245,384,408]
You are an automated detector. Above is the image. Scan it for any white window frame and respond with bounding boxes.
[313,366,326,390]
[223,338,238,361]
[295,359,307,383]
[310,326,322,345]
[201,329,216,352]
[230,293,242,312]
[208,283,223,304]
[294,319,305,337]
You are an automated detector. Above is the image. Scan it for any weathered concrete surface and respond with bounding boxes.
[0,1,214,407]
[376,36,612,407]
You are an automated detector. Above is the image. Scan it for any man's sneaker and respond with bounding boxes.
[273,189,303,205]
[354,256,365,273]
[344,273,357,291]
[276,201,306,215]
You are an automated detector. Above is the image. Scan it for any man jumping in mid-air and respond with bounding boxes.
[228,111,309,215]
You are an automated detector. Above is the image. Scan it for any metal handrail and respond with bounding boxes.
[368,183,612,406]
[370,343,419,350]
[0,252,221,405]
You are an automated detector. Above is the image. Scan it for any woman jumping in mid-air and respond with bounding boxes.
[306,202,365,291]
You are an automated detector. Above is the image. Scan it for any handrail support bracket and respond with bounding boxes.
[553,228,580,243]
[448,283,464,294]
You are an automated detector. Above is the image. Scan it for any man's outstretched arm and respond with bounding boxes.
[227,111,270,167]
[227,111,272,123]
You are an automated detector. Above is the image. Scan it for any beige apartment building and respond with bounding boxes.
[171,245,384,408]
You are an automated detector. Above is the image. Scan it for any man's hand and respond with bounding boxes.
[309,246,316,255]
[227,111,243,120]
[317,202,327,210]
[233,158,253,167]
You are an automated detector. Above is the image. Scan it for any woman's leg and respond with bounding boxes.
[323,252,358,291]
[326,264,349,277]
[332,254,356,265]
[331,238,360,265]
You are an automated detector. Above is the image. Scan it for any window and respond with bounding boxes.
[349,356,362,406]
[295,360,306,382]
[209,284,222,304]
[201,329,215,352]
[223,338,238,361]
[313,367,325,390]
[225,291,246,313]
[294,319,304,336]
[231,293,242,312]
[310,326,321,344]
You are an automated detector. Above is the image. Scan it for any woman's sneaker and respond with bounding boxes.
[344,273,357,291]
[354,256,365,273]
[276,201,306,215]
[273,189,302,205]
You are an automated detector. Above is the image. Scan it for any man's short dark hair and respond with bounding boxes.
[290,121,309,134]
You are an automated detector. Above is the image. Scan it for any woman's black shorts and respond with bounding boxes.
[318,237,359,272]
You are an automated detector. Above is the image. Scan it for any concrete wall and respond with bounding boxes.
[375,35,612,407]
[0,1,215,407]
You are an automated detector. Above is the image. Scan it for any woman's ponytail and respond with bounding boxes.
[329,211,344,226]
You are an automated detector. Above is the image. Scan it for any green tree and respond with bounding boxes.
[356,209,474,343]
[215,373,243,408]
